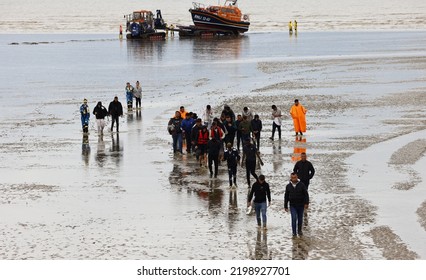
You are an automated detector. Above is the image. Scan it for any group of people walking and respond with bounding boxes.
[166,100,314,236]
[79,82,145,135]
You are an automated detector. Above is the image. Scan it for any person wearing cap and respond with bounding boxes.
[80,98,90,133]
[223,142,240,187]
[92,101,108,135]
[290,99,307,136]
[108,96,123,132]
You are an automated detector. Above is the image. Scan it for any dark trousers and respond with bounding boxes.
[253,132,261,150]
[301,179,310,189]
[135,97,141,108]
[184,131,192,153]
[228,165,237,186]
[272,122,281,139]
[246,160,258,186]
[236,131,242,150]
[111,115,119,131]
[208,154,219,176]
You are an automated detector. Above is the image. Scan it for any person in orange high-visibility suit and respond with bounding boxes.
[290,99,307,136]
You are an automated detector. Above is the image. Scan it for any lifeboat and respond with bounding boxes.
[189,0,250,35]
[124,10,167,39]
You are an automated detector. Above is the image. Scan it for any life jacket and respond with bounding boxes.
[210,126,223,140]
[197,130,209,145]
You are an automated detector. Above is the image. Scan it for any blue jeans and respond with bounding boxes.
[290,205,305,235]
[254,202,267,226]
[172,133,182,153]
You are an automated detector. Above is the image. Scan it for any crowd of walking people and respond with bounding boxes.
[79,89,314,237]
[165,101,314,235]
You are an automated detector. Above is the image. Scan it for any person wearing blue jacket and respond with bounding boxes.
[80,98,90,133]
[181,112,195,153]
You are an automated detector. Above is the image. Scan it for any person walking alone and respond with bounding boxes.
[293,152,315,189]
[270,105,282,140]
[248,175,271,230]
[242,139,260,187]
[284,173,309,237]
[108,96,123,132]
[290,99,307,136]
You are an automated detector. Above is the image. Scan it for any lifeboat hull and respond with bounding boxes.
[190,9,249,34]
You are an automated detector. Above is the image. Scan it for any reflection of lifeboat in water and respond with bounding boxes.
[189,0,250,35]
[124,10,167,39]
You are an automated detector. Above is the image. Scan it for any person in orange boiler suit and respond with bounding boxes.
[290,99,307,136]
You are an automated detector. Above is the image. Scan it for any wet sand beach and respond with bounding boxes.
[0,31,426,259]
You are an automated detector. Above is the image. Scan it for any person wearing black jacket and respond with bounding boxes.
[284,173,309,237]
[293,152,315,189]
[168,111,183,154]
[108,96,123,132]
[207,138,222,178]
[92,101,108,135]
[251,114,263,150]
[223,142,240,187]
[247,175,271,229]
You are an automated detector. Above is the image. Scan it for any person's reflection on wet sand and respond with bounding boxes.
[82,134,90,166]
[207,179,223,216]
[110,133,123,166]
[227,188,238,231]
[272,140,282,173]
[136,109,142,121]
[95,135,106,167]
[249,230,270,260]
[292,136,306,162]
[291,237,310,260]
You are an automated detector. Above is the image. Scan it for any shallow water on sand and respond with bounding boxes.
[1,31,426,259]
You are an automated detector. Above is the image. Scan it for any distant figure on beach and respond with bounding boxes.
[284,172,309,237]
[248,175,271,229]
[108,96,123,133]
[92,101,108,135]
[223,142,240,187]
[170,24,175,37]
[125,82,134,111]
[242,106,253,122]
[290,99,307,136]
[288,21,293,35]
[207,138,221,178]
[293,152,315,189]
[119,24,123,40]
[133,81,142,109]
[203,104,214,129]
[168,111,183,154]
[270,105,282,140]
[294,20,297,33]
[80,98,90,133]
[242,139,259,187]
